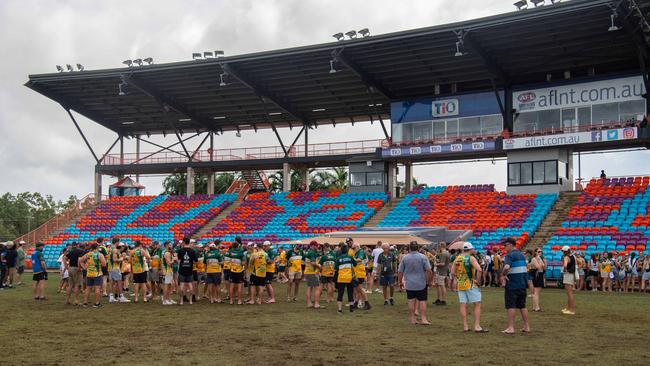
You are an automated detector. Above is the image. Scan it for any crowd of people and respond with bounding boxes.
[9,233,650,333]
[0,240,26,289]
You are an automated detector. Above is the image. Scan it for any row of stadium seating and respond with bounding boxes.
[198,190,388,243]
[543,176,650,279]
[379,185,557,253]
[39,194,237,266]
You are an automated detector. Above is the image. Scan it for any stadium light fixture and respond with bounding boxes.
[203,51,214,59]
[192,52,202,60]
[66,64,73,72]
[332,32,344,41]
[514,0,528,10]
[178,118,192,122]
[609,12,621,32]
[214,50,225,57]
[122,59,133,67]
[56,65,64,72]
[143,57,153,65]
[219,72,229,86]
[121,121,135,125]
[530,0,544,7]
[118,82,128,96]
[312,108,326,112]
[454,41,466,57]
[329,59,338,74]
[133,59,143,66]
[213,116,226,119]
[345,30,357,39]
[76,64,84,71]
[358,28,370,37]
[269,112,282,116]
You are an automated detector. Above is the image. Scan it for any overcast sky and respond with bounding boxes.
[0,0,648,200]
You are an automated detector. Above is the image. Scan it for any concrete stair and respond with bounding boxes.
[525,191,581,249]
[363,197,402,227]
[192,200,242,239]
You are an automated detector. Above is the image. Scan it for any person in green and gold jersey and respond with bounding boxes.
[335,243,356,314]
[352,243,371,310]
[263,241,277,304]
[161,241,176,305]
[227,240,246,305]
[319,243,336,303]
[204,241,224,304]
[286,243,304,302]
[248,245,267,305]
[304,241,323,309]
[80,242,107,308]
[130,240,151,303]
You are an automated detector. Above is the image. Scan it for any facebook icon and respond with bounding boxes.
[591,131,602,142]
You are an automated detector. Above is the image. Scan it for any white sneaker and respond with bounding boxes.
[170,299,177,304]
[162,300,173,305]
[109,296,116,303]
[118,296,131,303]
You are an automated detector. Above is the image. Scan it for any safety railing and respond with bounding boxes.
[510,119,638,138]
[101,139,385,165]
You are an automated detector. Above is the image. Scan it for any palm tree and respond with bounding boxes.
[328,167,348,190]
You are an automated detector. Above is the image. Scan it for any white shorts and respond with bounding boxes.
[109,269,122,282]
[163,273,173,285]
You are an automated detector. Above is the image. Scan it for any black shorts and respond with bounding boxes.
[320,276,334,284]
[505,288,527,309]
[101,266,108,276]
[179,274,193,283]
[192,271,198,282]
[206,273,222,285]
[133,272,148,284]
[532,273,544,288]
[230,271,244,284]
[265,272,275,285]
[589,270,599,277]
[251,275,266,286]
[223,269,231,282]
[17,266,24,275]
[33,272,47,282]
[353,278,365,287]
[406,287,428,301]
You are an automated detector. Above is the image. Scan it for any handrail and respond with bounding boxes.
[13,193,107,245]
[510,119,638,138]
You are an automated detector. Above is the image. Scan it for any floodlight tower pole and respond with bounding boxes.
[135,135,140,182]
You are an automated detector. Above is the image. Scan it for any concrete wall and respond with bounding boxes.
[506,147,573,195]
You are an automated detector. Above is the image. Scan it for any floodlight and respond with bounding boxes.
[454,41,466,57]
[122,59,133,67]
[530,0,544,7]
[143,57,153,65]
[609,13,621,32]
[133,59,143,66]
[118,82,127,96]
[329,59,338,74]
[66,64,73,72]
[76,64,84,71]
[56,65,64,72]
[514,0,528,10]
[358,28,370,37]
[332,32,344,41]
[204,51,214,58]
[215,50,225,57]
[345,30,357,39]
[192,53,202,60]
[219,72,228,87]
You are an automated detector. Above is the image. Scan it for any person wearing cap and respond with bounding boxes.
[561,245,577,315]
[434,242,451,306]
[31,242,48,300]
[286,243,304,302]
[304,241,323,309]
[204,241,224,304]
[277,247,288,283]
[263,241,277,304]
[352,243,371,310]
[160,241,176,305]
[4,241,17,288]
[377,242,397,306]
[80,242,107,308]
[319,243,336,303]
[227,240,246,305]
[501,237,531,333]
[398,241,433,325]
[451,242,487,332]
[16,240,26,286]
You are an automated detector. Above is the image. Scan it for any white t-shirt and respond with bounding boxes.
[372,247,384,267]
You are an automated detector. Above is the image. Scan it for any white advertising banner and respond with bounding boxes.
[513,76,645,112]
[502,127,638,150]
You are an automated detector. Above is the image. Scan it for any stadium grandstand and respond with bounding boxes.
[18,0,650,271]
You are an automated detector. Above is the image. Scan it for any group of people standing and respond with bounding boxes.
[0,240,26,289]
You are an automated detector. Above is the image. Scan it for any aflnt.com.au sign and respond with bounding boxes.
[502,127,638,150]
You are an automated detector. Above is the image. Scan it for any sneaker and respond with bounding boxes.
[364,302,372,310]
[363,289,372,294]
[384,300,389,306]
[389,298,394,306]
[170,300,177,304]
[118,296,131,303]
[82,303,88,308]
[433,299,441,305]
[561,309,575,315]
[162,300,173,305]
[93,303,103,308]
[440,300,447,306]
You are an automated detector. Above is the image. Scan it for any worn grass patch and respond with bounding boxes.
[1,275,648,365]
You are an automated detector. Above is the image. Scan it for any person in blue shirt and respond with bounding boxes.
[31,242,48,300]
[501,238,530,334]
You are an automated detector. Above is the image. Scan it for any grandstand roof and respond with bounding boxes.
[25,0,649,135]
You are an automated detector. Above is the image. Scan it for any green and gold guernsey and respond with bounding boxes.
[130,248,145,274]
[204,250,223,273]
[228,247,245,273]
[319,251,336,277]
[335,254,355,283]
[266,248,277,273]
[303,249,319,275]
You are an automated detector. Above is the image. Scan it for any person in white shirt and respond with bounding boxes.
[371,241,384,293]
[57,248,69,293]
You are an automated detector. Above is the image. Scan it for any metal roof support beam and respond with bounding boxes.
[618,0,649,60]
[260,97,288,156]
[166,118,192,160]
[131,133,201,165]
[332,49,396,100]
[285,126,305,157]
[191,132,211,161]
[463,32,510,84]
[367,87,390,140]
[135,136,190,159]
[221,63,309,123]
[64,107,100,164]
[123,74,215,131]
[99,136,121,164]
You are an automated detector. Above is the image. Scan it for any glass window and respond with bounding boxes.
[561,108,576,129]
[411,121,432,142]
[366,172,383,186]
[350,172,365,187]
[480,115,503,135]
[592,102,618,125]
[514,112,537,133]
[392,124,404,143]
[578,107,591,127]
[520,162,533,185]
[433,120,446,139]
[533,161,545,184]
[538,109,561,131]
[544,161,557,183]
[509,164,520,186]
[459,117,480,137]
[619,100,645,122]
[446,119,459,139]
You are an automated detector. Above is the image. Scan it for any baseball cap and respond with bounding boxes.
[263,240,271,246]
[19,240,25,244]
[190,239,196,243]
[561,245,570,252]
[310,240,319,246]
[209,243,216,248]
[6,241,14,247]
[463,242,474,251]
[502,237,517,246]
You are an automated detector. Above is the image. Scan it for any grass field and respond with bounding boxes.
[1,275,649,366]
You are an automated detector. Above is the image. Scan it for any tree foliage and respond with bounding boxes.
[268,168,348,192]
[0,192,77,241]
[162,173,235,195]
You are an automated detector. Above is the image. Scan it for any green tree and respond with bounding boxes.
[0,192,75,240]
[162,173,235,195]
